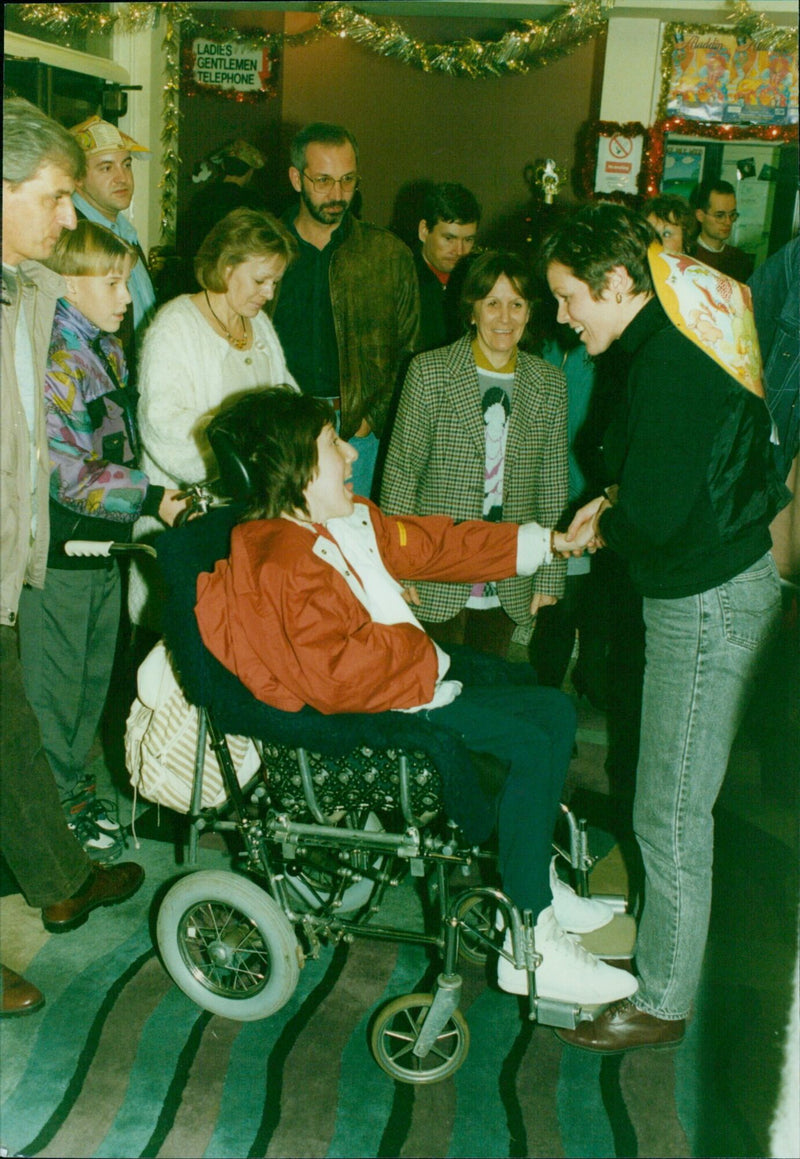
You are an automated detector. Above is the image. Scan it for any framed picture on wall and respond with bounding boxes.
[660,26,798,126]
[579,121,649,200]
[661,142,705,198]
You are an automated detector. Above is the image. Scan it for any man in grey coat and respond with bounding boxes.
[1,98,144,1018]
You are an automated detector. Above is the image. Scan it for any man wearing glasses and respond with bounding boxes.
[273,122,419,497]
[691,178,754,282]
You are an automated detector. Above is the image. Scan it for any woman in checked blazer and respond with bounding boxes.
[381,250,568,658]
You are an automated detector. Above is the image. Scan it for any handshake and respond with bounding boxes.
[551,492,614,559]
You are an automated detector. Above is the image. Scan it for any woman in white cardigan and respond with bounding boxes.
[131,208,298,628]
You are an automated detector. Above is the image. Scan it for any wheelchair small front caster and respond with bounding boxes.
[371,993,470,1083]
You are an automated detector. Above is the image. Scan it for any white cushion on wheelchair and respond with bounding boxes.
[126,641,260,813]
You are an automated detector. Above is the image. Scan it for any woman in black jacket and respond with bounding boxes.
[541,202,788,1055]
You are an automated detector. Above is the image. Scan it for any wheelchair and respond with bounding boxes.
[78,480,633,1084]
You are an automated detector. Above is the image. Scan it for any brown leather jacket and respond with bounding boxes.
[327,217,420,439]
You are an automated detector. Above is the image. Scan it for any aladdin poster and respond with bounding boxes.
[666,33,798,125]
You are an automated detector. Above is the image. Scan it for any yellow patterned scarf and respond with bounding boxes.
[647,242,764,398]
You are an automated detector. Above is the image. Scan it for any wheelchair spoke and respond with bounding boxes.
[383,1028,415,1045]
[425,1029,461,1061]
[382,1037,417,1065]
[178,900,275,998]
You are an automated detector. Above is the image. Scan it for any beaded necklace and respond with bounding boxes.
[204,290,248,350]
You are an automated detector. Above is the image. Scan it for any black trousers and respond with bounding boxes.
[427,683,577,917]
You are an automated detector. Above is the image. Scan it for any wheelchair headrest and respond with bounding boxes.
[208,427,256,504]
[156,505,242,708]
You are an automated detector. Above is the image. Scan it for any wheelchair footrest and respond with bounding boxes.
[531,997,585,1029]
[531,997,612,1030]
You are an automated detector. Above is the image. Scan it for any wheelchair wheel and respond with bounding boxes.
[455,894,497,965]
[371,993,470,1084]
[157,870,301,1021]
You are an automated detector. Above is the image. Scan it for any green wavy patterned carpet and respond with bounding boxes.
[2,728,795,1158]
[0,828,766,1159]
[0,836,685,1159]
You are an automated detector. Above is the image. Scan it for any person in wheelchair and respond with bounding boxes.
[193,386,638,1007]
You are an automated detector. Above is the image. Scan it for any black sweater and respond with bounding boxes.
[599,298,788,598]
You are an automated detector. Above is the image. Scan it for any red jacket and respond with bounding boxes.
[195,500,519,714]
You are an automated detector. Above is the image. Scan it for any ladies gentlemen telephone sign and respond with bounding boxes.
[187,39,276,101]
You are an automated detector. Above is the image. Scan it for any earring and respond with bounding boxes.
[615,292,623,304]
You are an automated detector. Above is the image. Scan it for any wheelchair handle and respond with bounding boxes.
[63,540,157,559]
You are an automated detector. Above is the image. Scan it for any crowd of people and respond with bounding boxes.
[2,94,795,1057]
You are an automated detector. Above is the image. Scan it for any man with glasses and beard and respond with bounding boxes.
[690,178,754,282]
[273,123,419,498]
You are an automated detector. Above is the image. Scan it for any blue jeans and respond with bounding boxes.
[427,684,577,916]
[632,553,781,1019]
[349,431,380,499]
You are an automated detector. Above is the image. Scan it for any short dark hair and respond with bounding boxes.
[194,207,297,292]
[459,250,534,330]
[646,194,695,236]
[539,202,657,298]
[3,97,85,186]
[207,387,336,520]
[289,122,359,172]
[421,182,481,230]
[691,178,736,212]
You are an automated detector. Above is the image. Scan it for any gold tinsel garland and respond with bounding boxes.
[14,1,797,241]
[158,10,182,240]
[15,0,795,71]
[725,0,797,50]
[15,2,613,73]
[312,1,611,77]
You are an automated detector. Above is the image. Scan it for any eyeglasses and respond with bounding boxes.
[706,210,739,222]
[301,170,359,194]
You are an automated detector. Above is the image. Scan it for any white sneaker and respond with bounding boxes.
[550,858,614,933]
[497,907,639,1004]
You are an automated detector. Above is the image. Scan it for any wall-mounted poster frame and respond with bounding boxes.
[580,116,796,207]
[578,120,650,202]
[659,24,798,126]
